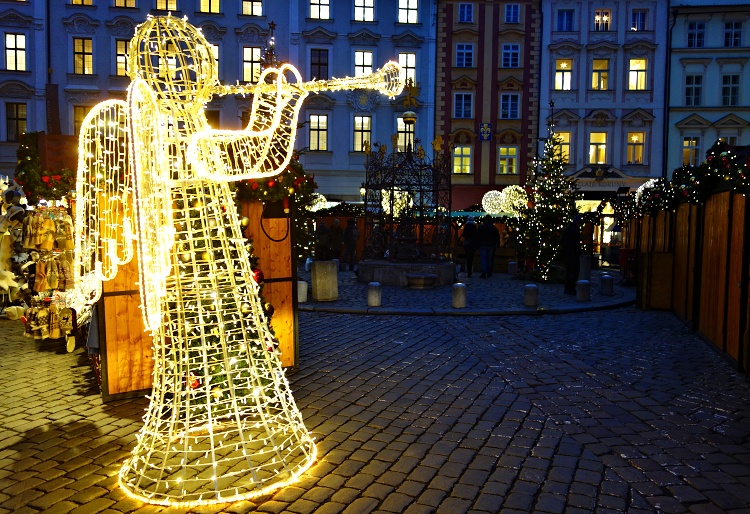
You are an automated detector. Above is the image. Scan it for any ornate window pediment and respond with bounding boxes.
[105,16,136,37]
[622,108,654,128]
[713,113,749,130]
[547,108,579,128]
[451,75,476,90]
[392,30,424,48]
[63,13,99,35]
[549,41,582,57]
[0,80,33,99]
[498,77,523,91]
[302,26,337,44]
[306,94,335,110]
[675,113,711,130]
[585,109,615,127]
[450,129,475,144]
[235,23,268,45]
[0,9,34,28]
[347,28,380,46]
[199,21,227,42]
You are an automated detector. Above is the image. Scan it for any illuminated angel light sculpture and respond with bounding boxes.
[74,15,402,507]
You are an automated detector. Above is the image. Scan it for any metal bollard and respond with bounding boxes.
[576,279,591,302]
[452,283,467,308]
[600,274,614,296]
[507,261,518,274]
[367,282,381,307]
[524,284,538,307]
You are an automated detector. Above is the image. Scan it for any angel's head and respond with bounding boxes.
[128,15,217,107]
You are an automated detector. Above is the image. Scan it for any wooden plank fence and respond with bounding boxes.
[623,190,750,375]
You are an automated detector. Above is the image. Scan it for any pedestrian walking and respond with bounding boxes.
[461,216,479,277]
[477,216,499,278]
[342,217,359,271]
[561,215,583,294]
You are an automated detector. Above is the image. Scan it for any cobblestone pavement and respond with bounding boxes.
[297,266,634,315]
[2,305,750,513]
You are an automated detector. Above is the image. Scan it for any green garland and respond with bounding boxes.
[235,159,316,203]
[14,132,76,204]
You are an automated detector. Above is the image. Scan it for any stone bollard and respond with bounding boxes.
[600,274,614,296]
[576,279,591,302]
[311,260,338,301]
[524,284,538,307]
[507,261,518,274]
[579,254,592,281]
[332,259,340,272]
[452,283,467,309]
[367,282,382,307]
[297,281,308,303]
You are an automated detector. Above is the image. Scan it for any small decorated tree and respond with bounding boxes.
[521,131,580,280]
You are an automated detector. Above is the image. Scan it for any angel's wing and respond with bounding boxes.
[74,100,135,306]
[128,78,174,333]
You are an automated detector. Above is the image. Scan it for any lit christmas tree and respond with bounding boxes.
[521,131,580,280]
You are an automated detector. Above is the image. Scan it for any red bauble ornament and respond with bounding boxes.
[187,373,200,389]
[252,268,264,284]
[267,179,276,187]
[251,181,259,190]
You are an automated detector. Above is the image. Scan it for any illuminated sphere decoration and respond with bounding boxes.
[498,185,528,216]
[481,190,504,214]
[307,192,328,212]
[72,14,404,507]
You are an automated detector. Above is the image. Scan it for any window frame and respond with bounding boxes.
[627,58,647,91]
[458,3,474,23]
[354,50,373,76]
[682,136,700,166]
[242,0,262,16]
[554,58,572,91]
[684,74,702,106]
[353,115,372,152]
[115,39,129,77]
[114,0,136,6]
[73,37,93,75]
[500,93,520,119]
[631,9,647,31]
[4,33,26,72]
[398,0,418,24]
[310,0,330,20]
[724,21,742,48]
[70,0,93,4]
[722,74,740,107]
[591,59,609,90]
[626,132,645,165]
[557,132,571,164]
[497,145,518,175]
[455,43,474,68]
[453,92,473,119]
[452,145,472,174]
[310,48,329,80]
[505,4,520,24]
[687,21,706,48]
[309,114,329,151]
[556,9,574,31]
[594,9,611,31]
[242,46,262,83]
[354,0,374,22]
[588,132,608,165]
[501,43,520,68]
[398,52,416,85]
[73,105,91,137]
[5,102,26,143]
[396,117,414,151]
[199,0,220,13]
[155,0,177,9]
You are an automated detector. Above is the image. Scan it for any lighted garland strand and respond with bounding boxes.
[14,132,76,204]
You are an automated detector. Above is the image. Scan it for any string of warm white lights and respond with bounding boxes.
[74,15,402,507]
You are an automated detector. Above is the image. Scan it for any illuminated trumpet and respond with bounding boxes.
[190,62,404,182]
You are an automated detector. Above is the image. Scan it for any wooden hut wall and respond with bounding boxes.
[726,194,746,363]
[698,192,730,352]
[672,203,696,322]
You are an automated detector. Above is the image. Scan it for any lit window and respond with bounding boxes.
[722,74,740,107]
[594,9,611,31]
[591,59,609,90]
[454,93,473,118]
[115,39,128,76]
[73,105,91,136]
[500,93,519,119]
[311,48,328,80]
[554,59,572,90]
[199,0,220,13]
[5,102,26,142]
[114,0,136,6]
[5,34,25,71]
[719,136,737,146]
[628,58,647,91]
[398,52,416,85]
[685,75,702,106]
[156,0,177,9]
[73,37,93,75]
[458,3,473,23]
[453,145,472,174]
[311,0,330,20]
[502,44,519,68]
[687,21,705,48]
[627,132,645,164]
[724,21,742,48]
[309,114,328,151]
[497,146,518,174]
[505,4,520,24]
[557,132,571,164]
[355,0,374,22]
[682,136,700,166]
[631,10,647,31]
[242,0,262,15]
[399,0,418,23]
[353,115,372,152]
[557,9,574,31]
[355,50,372,76]
[242,46,262,82]
[70,0,93,4]
[210,44,219,76]
[456,43,473,67]
[588,132,607,164]
[396,117,413,151]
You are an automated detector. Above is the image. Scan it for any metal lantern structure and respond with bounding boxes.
[361,135,451,262]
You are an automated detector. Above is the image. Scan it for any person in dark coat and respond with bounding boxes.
[561,215,583,294]
[477,216,500,278]
[342,218,359,271]
[314,221,331,260]
[329,218,344,263]
[461,216,479,277]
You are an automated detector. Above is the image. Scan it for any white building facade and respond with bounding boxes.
[538,0,669,198]
[667,1,750,173]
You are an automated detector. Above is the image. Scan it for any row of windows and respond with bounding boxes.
[556,7,649,32]
[69,0,420,22]
[457,3,519,24]
[687,20,743,48]
[452,92,520,120]
[684,74,741,107]
[553,58,648,92]
[455,43,519,68]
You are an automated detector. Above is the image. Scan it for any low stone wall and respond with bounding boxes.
[356,260,454,286]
